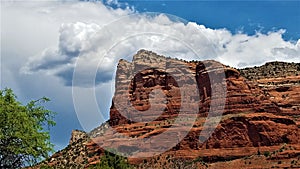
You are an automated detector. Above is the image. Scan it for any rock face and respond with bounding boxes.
[239,62,300,122]
[109,50,299,154]
[39,50,300,168]
[40,131,90,168]
[69,130,88,145]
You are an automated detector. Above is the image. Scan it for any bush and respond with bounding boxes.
[263,151,270,157]
[40,165,54,169]
[89,149,134,169]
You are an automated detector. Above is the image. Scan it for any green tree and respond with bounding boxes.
[89,149,134,169]
[0,88,56,168]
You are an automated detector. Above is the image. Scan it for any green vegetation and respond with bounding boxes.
[263,151,271,157]
[191,156,208,167]
[40,165,54,169]
[89,149,134,169]
[0,88,56,168]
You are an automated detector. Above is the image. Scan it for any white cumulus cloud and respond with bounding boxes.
[21,8,300,87]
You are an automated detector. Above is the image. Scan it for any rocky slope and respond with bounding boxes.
[37,50,300,168]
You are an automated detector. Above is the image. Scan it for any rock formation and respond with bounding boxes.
[69,130,88,145]
[37,50,300,168]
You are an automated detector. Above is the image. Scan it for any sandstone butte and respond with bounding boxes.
[36,50,300,169]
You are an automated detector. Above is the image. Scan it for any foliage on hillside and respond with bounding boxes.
[89,149,134,169]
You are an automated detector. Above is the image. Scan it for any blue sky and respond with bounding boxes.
[1,0,299,152]
[119,1,300,41]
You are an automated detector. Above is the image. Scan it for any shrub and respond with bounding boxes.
[263,151,270,157]
[89,149,134,169]
[40,165,54,169]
